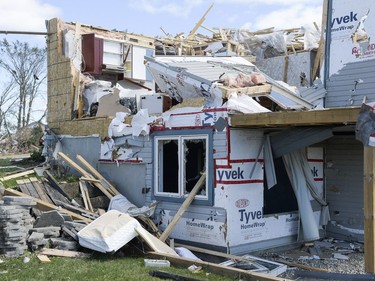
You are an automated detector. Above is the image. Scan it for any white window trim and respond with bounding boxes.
[154,134,209,200]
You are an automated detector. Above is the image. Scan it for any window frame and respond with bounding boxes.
[152,129,214,206]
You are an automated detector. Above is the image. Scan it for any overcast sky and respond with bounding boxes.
[0,0,324,47]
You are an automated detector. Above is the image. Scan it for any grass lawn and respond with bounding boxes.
[0,251,238,281]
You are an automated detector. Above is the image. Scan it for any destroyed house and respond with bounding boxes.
[44,0,374,258]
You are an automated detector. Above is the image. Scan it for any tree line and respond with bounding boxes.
[0,39,46,138]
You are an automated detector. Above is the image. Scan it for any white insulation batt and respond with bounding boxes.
[77,210,139,253]
[77,210,178,255]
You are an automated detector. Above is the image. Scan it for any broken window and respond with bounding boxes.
[153,131,212,203]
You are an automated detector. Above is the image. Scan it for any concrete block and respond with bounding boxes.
[3,196,36,206]
[63,221,86,232]
[33,211,65,228]
[29,226,61,238]
[49,238,79,251]
[27,232,44,243]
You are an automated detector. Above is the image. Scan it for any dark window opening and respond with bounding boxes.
[263,157,298,214]
[185,140,206,193]
[161,140,178,193]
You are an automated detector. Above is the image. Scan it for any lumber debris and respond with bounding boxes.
[43,170,72,200]
[275,259,329,273]
[37,254,51,263]
[0,169,35,182]
[76,154,120,195]
[40,248,91,258]
[58,152,114,199]
[4,188,92,222]
[148,252,291,281]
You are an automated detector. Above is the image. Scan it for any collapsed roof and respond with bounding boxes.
[145,56,314,111]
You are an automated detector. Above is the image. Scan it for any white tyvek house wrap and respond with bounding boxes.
[329,0,375,75]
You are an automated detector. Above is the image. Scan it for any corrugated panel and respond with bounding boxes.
[326,60,375,107]
[324,135,364,240]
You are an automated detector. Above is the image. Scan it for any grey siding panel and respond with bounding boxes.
[98,162,147,207]
[59,135,101,176]
[213,131,228,159]
[326,60,375,107]
[323,135,364,241]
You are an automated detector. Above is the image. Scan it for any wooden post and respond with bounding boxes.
[364,146,375,273]
[159,173,206,242]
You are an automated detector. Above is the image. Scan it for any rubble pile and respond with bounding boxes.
[26,210,86,252]
[0,196,35,257]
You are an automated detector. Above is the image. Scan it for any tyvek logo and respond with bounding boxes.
[331,11,358,27]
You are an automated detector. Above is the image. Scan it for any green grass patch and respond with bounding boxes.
[0,252,237,281]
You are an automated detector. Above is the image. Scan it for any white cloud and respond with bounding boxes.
[216,0,321,5]
[129,0,205,18]
[253,4,323,30]
[0,0,60,31]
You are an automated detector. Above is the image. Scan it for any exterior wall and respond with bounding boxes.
[325,0,375,107]
[56,135,101,174]
[150,115,300,253]
[323,135,364,241]
[47,18,75,130]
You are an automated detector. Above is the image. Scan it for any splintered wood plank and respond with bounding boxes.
[159,173,206,242]
[230,107,361,127]
[148,252,291,281]
[76,154,119,195]
[0,170,35,181]
[42,180,71,206]
[4,188,92,222]
[40,248,91,258]
[364,146,375,273]
[58,152,113,199]
[79,181,89,210]
[22,178,41,199]
[29,177,54,204]
[37,254,51,263]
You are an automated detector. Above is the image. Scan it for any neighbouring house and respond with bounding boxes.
[44,0,374,258]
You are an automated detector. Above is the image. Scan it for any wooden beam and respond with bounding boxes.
[312,0,328,80]
[76,154,120,195]
[40,248,91,258]
[364,146,375,273]
[4,188,92,223]
[58,152,90,177]
[0,170,34,181]
[58,152,113,199]
[187,3,214,38]
[175,243,258,263]
[230,107,360,128]
[159,173,206,242]
[148,252,291,281]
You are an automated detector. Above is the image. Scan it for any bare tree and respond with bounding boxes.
[0,39,46,130]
